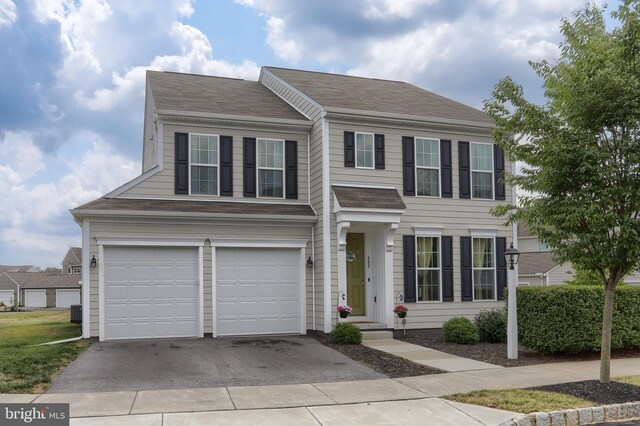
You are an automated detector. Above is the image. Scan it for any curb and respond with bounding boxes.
[499,401,640,426]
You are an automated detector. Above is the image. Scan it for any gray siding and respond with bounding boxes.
[142,80,158,173]
[518,237,540,253]
[88,219,313,337]
[62,250,81,275]
[121,124,310,205]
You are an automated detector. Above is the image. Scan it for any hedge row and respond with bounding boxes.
[517,285,640,354]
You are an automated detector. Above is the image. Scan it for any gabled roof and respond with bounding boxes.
[4,272,81,289]
[147,71,309,122]
[68,247,82,263]
[518,252,559,276]
[0,265,38,273]
[263,66,493,125]
[333,186,406,210]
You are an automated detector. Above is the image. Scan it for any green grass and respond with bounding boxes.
[615,376,640,386]
[0,311,89,393]
[445,389,595,414]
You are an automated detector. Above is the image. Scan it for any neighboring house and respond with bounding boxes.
[0,272,20,307]
[517,222,640,286]
[71,67,515,341]
[3,273,82,308]
[62,247,82,275]
[0,265,40,273]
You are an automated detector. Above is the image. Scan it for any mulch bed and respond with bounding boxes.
[400,334,640,368]
[310,332,443,378]
[531,380,640,405]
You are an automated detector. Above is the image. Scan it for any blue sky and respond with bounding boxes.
[0,0,613,268]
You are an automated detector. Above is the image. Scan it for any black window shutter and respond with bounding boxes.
[402,136,415,196]
[442,236,454,302]
[374,134,385,169]
[285,140,298,199]
[344,132,355,167]
[496,237,507,300]
[243,137,256,197]
[403,235,416,303]
[175,132,189,194]
[459,141,470,199]
[460,236,473,301]
[494,144,505,200]
[440,139,452,198]
[219,136,233,196]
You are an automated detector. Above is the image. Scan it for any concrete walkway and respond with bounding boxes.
[2,358,638,425]
[363,338,502,372]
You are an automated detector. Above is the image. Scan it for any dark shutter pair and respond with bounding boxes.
[174,133,233,196]
[403,235,454,303]
[242,138,298,199]
[458,141,505,200]
[402,137,452,197]
[344,132,385,169]
[460,236,507,301]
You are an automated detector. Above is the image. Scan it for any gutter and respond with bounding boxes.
[70,209,318,223]
[156,109,313,130]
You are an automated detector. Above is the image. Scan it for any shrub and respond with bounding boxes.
[443,317,479,344]
[330,322,362,344]
[475,308,507,343]
[518,285,640,354]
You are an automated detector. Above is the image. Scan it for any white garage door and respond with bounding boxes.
[104,246,200,340]
[25,290,46,308]
[216,248,301,336]
[56,289,80,308]
[0,290,15,306]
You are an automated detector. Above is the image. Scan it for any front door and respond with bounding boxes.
[346,233,365,316]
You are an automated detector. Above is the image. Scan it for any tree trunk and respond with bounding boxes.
[600,284,616,383]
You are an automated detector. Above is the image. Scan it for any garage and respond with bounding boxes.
[216,247,302,336]
[104,246,200,340]
[56,289,80,308]
[25,290,46,308]
[0,290,15,307]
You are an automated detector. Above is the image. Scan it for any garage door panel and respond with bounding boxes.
[104,246,199,340]
[216,248,301,336]
[25,290,47,308]
[0,290,14,306]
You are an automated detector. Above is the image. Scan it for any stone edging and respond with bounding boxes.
[499,401,640,426]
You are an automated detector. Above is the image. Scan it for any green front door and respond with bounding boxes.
[346,233,365,316]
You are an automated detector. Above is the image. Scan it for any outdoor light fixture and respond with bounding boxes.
[306,256,313,268]
[504,243,520,270]
[90,255,97,268]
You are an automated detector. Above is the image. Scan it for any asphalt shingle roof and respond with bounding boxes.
[147,71,309,122]
[518,252,559,275]
[4,272,81,289]
[264,67,493,124]
[332,186,406,210]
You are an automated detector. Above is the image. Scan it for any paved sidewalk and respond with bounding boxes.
[363,338,502,372]
[1,358,638,425]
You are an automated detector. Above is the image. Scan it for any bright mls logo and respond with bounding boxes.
[1,404,69,425]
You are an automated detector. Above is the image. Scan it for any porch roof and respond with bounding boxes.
[332,186,406,210]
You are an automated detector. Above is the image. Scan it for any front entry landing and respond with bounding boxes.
[346,233,365,315]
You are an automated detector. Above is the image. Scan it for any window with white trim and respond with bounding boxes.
[417,236,441,302]
[415,138,440,197]
[472,237,496,300]
[190,134,219,195]
[71,266,81,274]
[257,139,284,198]
[470,142,493,199]
[355,132,374,168]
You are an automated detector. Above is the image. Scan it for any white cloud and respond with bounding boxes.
[363,0,436,20]
[266,16,302,62]
[0,0,16,27]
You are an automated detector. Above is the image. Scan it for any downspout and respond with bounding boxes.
[311,226,315,331]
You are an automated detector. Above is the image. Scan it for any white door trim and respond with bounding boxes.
[98,239,206,342]
[211,239,308,337]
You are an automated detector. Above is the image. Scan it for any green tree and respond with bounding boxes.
[485,1,640,383]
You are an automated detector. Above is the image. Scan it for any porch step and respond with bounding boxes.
[361,330,394,341]
[348,321,388,331]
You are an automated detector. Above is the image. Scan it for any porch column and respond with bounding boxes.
[383,223,398,328]
[336,221,350,319]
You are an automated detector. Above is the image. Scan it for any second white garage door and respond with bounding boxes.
[104,246,200,340]
[216,248,301,336]
[25,290,47,308]
[56,289,80,308]
[0,290,15,306]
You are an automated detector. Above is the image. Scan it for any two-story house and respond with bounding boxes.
[71,67,515,341]
[62,247,82,275]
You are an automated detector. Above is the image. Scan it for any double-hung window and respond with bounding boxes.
[355,132,374,168]
[415,138,440,197]
[472,237,496,300]
[190,134,219,195]
[71,266,81,274]
[257,138,284,198]
[416,236,441,302]
[470,142,493,199]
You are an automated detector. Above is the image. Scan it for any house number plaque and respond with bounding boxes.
[346,251,356,262]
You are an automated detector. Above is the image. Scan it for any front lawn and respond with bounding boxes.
[445,389,594,413]
[0,311,90,393]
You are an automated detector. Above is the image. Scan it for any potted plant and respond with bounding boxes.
[393,304,408,318]
[337,305,352,318]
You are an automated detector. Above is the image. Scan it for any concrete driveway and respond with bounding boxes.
[47,336,384,393]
